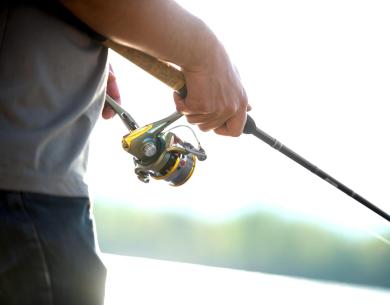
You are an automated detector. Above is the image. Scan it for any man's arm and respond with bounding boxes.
[61,0,249,136]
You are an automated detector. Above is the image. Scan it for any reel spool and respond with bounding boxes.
[106,96,206,186]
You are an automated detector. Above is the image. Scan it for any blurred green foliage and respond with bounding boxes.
[93,201,390,289]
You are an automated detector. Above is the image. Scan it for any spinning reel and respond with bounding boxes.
[105,95,206,186]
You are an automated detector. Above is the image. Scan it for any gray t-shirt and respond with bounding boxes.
[0,3,108,196]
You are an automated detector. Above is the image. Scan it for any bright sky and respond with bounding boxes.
[88,0,390,237]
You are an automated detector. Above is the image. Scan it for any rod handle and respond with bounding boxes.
[104,40,186,94]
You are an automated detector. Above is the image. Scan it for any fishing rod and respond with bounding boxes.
[104,40,390,223]
[243,116,390,223]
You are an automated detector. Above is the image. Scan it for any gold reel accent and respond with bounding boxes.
[152,153,196,186]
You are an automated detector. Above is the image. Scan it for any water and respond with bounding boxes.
[102,254,390,305]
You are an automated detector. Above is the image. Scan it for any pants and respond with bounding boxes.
[0,191,106,305]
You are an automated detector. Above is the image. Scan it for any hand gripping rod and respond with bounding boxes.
[104,40,390,223]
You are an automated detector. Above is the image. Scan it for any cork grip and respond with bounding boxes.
[104,40,186,93]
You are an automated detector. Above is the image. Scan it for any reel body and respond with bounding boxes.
[122,124,198,186]
[106,95,206,186]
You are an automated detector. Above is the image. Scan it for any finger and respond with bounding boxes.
[241,88,251,112]
[173,92,212,115]
[107,70,121,104]
[185,113,219,124]
[214,110,247,137]
[194,115,230,132]
[213,124,229,136]
[198,122,225,132]
[104,64,122,120]
[173,92,189,114]
[102,104,116,120]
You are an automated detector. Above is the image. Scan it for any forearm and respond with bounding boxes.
[61,0,222,70]
[62,0,249,137]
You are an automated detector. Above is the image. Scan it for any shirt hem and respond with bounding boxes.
[0,172,89,197]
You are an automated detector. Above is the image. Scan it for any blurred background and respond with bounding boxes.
[87,0,390,292]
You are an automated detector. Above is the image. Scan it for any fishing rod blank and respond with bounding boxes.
[243,115,390,223]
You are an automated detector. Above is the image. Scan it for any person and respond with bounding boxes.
[0,0,249,304]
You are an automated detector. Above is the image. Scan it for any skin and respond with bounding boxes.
[62,0,250,136]
[102,64,121,119]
